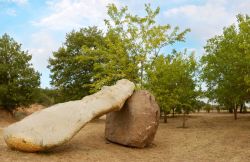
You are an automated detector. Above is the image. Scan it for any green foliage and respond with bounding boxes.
[201,14,250,109]
[48,27,105,101]
[48,4,189,101]
[48,26,138,99]
[0,34,40,110]
[47,3,195,114]
[34,88,60,106]
[79,30,138,92]
[105,4,190,87]
[203,104,212,113]
[192,100,206,112]
[146,50,199,115]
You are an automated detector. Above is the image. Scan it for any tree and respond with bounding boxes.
[193,100,206,112]
[146,50,198,126]
[79,30,139,92]
[0,34,40,111]
[203,104,212,113]
[201,14,250,120]
[181,103,192,128]
[34,88,60,106]
[49,26,138,97]
[105,4,190,88]
[48,27,105,101]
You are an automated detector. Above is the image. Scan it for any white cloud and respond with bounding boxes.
[164,0,232,41]
[6,8,17,16]
[32,0,118,31]
[30,0,120,61]
[23,31,60,88]
[186,48,197,53]
[237,1,250,13]
[164,0,250,42]
[27,31,59,71]
[8,0,28,5]
[28,0,120,87]
[162,0,250,59]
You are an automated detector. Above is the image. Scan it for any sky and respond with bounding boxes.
[0,0,250,88]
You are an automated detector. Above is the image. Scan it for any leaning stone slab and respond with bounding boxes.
[3,79,135,152]
[105,90,160,148]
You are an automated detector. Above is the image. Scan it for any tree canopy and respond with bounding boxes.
[201,14,250,119]
[105,4,190,87]
[79,30,139,92]
[146,50,198,123]
[0,34,40,110]
[48,27,105,101]
[48,4,191,102]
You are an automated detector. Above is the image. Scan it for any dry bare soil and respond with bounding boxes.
[1,111,250,162]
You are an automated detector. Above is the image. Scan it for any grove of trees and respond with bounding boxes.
[1,3,250,126]
[146,50,199,125]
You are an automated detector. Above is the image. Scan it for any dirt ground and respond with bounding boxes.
[1,111,250,162]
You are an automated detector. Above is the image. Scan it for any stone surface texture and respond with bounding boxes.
[3,79,135,152]
[105,90,160,148]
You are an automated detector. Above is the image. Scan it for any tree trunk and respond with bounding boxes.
[182,112,186,128]
[164,111,167,123]
[229,107,233,113]
[243,104,247,113]
[4,105,15,116]
[172,108,175,117]
[240,104,243,113]
[140,61,144,88]
[233,103,237,120]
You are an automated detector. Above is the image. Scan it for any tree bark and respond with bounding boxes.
[229,107,233,113]
[4,105,15,116]
[140,61,144,88]
[234,103,237,120]
[164,111,167,123]
[172,108,175,117]
[240,104,243,113]
[243,104,247,113]
[182,112,186,128]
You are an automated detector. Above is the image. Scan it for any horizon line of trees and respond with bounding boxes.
[1,4,250,125]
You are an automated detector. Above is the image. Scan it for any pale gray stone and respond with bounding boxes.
[3,79,135,152]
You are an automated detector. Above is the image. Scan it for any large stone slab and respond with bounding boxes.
[105,90,160,148]
[3,79,135,152]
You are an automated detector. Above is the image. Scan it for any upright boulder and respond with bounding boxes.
[105,90,160,148]
[3,79,135,152]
